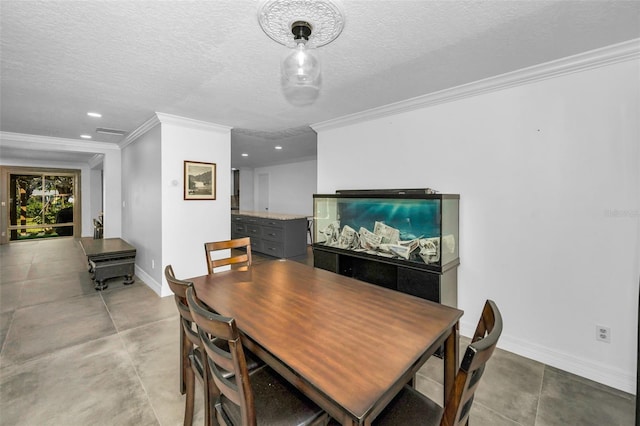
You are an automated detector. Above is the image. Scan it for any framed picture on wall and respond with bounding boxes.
[184,161,216,200]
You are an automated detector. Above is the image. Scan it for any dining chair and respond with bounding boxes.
[165,265,263,426]
[204,237,252,274]
[165,265,209,426]
[373,299,503,426]
[186,285,329,426]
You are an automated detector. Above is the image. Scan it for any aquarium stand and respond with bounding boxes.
[313,246,458,306]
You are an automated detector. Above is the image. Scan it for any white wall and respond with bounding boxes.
[252,159,317,216]
[89,167,102,224]
[101,150,122,238]
[159,114,232,296]
[314,58,639,393]
[121,124,163,291]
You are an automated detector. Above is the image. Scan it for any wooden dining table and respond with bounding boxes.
[189,259,463,426]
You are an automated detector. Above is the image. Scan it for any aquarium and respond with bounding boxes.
[313,191,459,270]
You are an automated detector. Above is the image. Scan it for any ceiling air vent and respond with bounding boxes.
[96,128,127,136]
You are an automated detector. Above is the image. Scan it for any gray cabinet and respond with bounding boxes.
[232,213,307,258]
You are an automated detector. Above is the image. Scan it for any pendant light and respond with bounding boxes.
[258,0,345,106]
[281,21,321,105]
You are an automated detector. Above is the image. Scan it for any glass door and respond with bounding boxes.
[9,172,76,240]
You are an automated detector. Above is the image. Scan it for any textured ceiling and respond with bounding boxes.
[1,0,639,168]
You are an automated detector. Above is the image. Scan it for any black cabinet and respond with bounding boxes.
[314,246,457,306]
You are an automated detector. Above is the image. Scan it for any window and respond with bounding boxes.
[8,171,78,241]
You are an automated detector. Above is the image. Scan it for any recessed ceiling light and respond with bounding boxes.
[275,146,283,150]
[80,134,92,139]
[87,112,102,118]
[241,153,249,157]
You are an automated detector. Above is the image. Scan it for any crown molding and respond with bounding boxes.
[0,131,119,151]
[120,114,160,149]
[120,113,233,150]
[155,112,233,133]
[88,154,105,168]
[312,38,640,132]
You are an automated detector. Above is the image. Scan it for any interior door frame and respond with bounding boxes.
[0,165,82,244]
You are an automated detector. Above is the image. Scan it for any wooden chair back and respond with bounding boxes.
[186,285,256,425]
[164,265,201,358]
[441,299,502,426]
[165,265,210,425]
[204,237,252,274]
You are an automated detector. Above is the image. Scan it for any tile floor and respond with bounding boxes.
[0,238,636,425]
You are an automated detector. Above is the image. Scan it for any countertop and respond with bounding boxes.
[232,210,309,221]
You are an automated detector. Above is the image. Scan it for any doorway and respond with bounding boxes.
[1,167,80,242]
[231,169,240,210]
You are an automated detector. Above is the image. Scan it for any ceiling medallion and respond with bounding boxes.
[257,0,345,49]
[258,0,345,106]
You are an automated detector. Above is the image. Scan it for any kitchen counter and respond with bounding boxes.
[233,211,309,221]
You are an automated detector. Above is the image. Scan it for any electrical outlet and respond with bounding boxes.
[151,259,155,269]
[596,325,610,343]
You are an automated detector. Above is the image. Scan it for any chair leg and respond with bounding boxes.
[184,364,195,426]
[204,357,217,426]
[202,357,211,426]
[180,326,187,395]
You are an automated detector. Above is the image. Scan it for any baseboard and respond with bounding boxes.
[460,320,636,394]
[134,265,168,297]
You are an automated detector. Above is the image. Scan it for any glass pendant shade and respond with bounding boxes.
[281,41,321,106]
[258,0,345,106]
